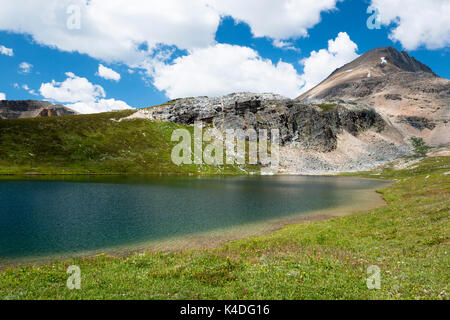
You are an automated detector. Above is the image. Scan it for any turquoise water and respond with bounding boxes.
[0,176,388,261]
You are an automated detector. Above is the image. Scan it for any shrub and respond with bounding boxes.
[410,137,431,157]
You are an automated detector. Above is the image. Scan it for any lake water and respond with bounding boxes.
[0,175,389,264]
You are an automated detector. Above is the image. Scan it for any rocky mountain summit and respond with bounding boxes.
[298,46,450,146]
[0,100,77,119]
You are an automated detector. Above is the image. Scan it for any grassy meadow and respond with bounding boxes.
[0,111,254,175]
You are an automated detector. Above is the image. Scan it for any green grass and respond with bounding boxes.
[142,99,177,110]
[0,111,255,175]
[0,156,448,300]
[315,103,340,113]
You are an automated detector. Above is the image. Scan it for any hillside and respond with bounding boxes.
[0,92,414,175]
[0,110,253,175]
[298,47,450,147]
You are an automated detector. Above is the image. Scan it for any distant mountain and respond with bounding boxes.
[0,100,78,119]
[298,47,450,146]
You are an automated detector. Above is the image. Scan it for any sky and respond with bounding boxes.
[0,0,449,113]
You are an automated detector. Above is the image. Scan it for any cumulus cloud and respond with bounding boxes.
[97,64,121,81]
[212,0,339,40]
[154,33,359,99]
[299,32,359,93]
[370,0,450,50]
[0,45,13,56]
[0,0,220,65]
[39,72,132,114]
[0,93,6,100]
[0,1,346,99]
[0,1,368,100]
[18,62,33,74]
[153,44,304,99]
[68,99,132,114]
[0,0,337,66]
[40,72,105,103]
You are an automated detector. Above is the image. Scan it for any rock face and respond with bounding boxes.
[142,93,385,153]
[129,93,409,174]
[0,100,77,119]
[297,46,450,146]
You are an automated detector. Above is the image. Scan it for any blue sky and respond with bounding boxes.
[0,0,448,113]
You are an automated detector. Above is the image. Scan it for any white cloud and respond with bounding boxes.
[153,44,304,99]
[0,0,337,66]
[0,0,220,65]
[212,0,339,40]
[67,99,132,114]
[272,40,300,52]
[0,93,5,100]
[0,45,13,56]
[371,0,450,50]
[299,32,359,93]
[13,83,38,95]
[39,72,132,114]
[40,72,105,103]
[21,84,38,95]
[0,1,368,100]
[97,64,121,81]
[18,62,33,74]
[0,1,345,99]
[154,33,359,99]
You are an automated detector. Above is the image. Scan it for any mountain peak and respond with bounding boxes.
[364,46,435,74]
[327,46,435,80]
[296,46,449,146]
[298,46,442,102]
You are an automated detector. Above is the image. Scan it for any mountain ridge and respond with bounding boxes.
[0,100,78,119]
[326,46,436,80]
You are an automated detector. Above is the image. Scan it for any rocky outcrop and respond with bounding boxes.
[0,100,77,119]
[400,116,436,131]
[139,93,385,153]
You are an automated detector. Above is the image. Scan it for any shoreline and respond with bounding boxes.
[0,172,391,180]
